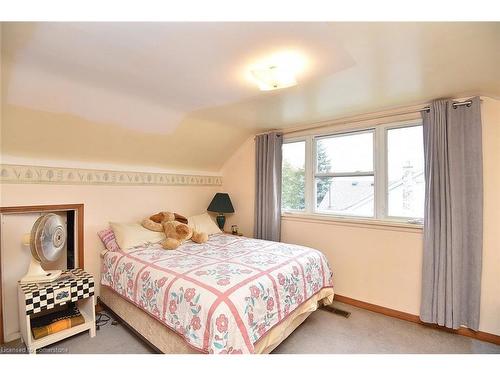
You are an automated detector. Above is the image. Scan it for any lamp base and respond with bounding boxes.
[216,214,226,231]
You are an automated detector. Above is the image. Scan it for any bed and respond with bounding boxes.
[100,233,334,354]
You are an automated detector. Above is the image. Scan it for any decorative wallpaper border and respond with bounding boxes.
[0,164,222,186]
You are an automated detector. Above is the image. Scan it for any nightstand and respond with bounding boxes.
[18,269,96,354]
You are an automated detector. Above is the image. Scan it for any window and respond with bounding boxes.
[386,125,425,219]
[315,131,374,217]
[282,140,306,211]
[281,121,424,223]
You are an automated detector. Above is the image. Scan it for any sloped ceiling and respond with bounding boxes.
[1,22,499,172]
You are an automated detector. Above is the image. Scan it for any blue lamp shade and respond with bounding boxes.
[207,193,234,230]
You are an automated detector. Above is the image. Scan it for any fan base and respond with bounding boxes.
[20,270,62,284]
[20,258,62,284]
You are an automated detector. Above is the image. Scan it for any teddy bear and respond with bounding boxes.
[141,211,208,250]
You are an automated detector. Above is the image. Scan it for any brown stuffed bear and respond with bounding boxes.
[149,211,188,225]
[141,211,208,250]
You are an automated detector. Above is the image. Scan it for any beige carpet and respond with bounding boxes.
[272,302,500,354]
[4,302,500,354]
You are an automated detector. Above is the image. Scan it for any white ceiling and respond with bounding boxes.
[2,22,354,133]
[1,22,499,171]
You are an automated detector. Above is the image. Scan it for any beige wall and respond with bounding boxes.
[479,97,500,337]
[281,218,424,313]
[221,97,500,336]
[220,136,255,236]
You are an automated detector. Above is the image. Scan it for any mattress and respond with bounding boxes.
[101,233,334,354]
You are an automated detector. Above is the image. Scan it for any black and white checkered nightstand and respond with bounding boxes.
[18,269,96,354]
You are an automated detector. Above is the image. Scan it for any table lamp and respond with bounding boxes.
[207,193,234,230]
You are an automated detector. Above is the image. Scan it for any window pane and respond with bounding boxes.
[387,126,425,218]
[282,141,306,211]
[316,176,374,217]
[316,132,373,173]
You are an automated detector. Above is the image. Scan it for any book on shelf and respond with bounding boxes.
[31,304,85,339]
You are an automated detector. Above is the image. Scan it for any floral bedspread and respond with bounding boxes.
[101,233,334,354]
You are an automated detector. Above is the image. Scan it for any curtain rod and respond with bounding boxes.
[255,99,477,137]
[422,100,473,112]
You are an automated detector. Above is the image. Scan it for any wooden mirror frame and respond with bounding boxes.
[0,204,84,345]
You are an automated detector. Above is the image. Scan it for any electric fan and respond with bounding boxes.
[20,213,66,284]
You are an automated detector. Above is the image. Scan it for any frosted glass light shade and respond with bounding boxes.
[250,65,297,91]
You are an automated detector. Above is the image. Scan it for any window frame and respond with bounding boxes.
[313,128,376,219]
[384,122,425,222]
[281,119,424,224]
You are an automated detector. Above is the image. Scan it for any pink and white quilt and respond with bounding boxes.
[101,233,334,354]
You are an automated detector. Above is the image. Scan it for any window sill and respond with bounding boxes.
[281,212,423,232]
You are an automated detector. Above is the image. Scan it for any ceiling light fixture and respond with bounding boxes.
[247,50,307,91]
[250,65,297,91]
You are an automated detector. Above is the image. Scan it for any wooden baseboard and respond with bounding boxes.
[334,294,500,346]
[334,294,421,323]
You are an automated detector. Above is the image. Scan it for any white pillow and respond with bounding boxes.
[188,213,222,235]
[109,222,165,251]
